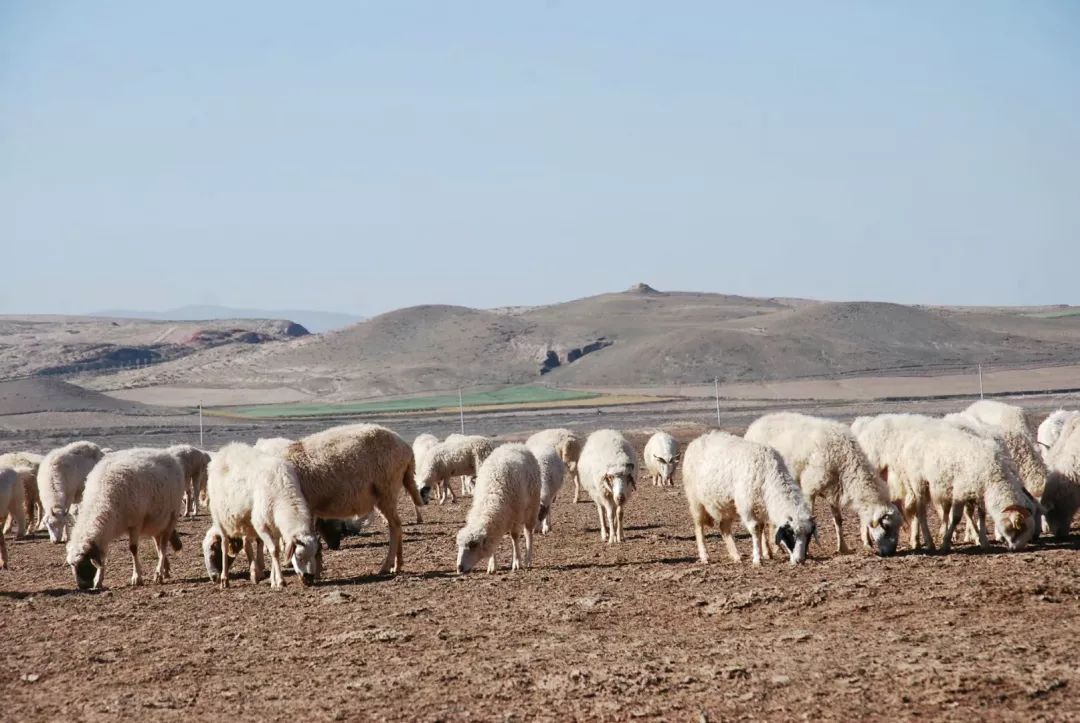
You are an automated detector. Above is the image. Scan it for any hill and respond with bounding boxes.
[69,285,1080,402]
[92,305,361,333]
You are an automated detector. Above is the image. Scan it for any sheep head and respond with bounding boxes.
[865,505,903,557]
[455,528,493,574]
[996,505,1035,551]
[601,464,636,506]
[775,517,816,564]
[286,533,320,586]
[66,541,103,590]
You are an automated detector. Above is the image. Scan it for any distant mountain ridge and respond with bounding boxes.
[93,305,363,333]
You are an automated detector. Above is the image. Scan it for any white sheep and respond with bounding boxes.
[745,412,901,556]
[168,444,212,518]
[682,430,816,565]
[855,414,1034,552]
[0,451,42,538]
[1037,410,1079,456]
[416,435,494,505]
[526,428,584,502]
[0,468,27,568]
[576,429,638,544]
[643,431,680,487]
[64,448,186,589]
[254,437,295,456]
[203,442,319,589]
[524,441,566,534]
[455,444,541,573]
[412,433,439,464]
[37,441,105,543]
[1042,416,1080,538]
[285,424,422,575]
[957,401,1047,500]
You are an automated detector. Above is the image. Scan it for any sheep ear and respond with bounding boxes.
[869,516,880,529]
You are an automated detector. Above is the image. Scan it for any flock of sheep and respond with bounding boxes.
[0,399,1078,591]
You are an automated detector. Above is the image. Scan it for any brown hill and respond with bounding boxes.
[70,286,1080,401]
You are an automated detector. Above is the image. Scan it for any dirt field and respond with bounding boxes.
[2,427,1078,722]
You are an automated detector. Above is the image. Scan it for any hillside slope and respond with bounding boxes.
[70,286,1080,401]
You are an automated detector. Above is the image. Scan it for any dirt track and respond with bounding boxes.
[2,455,1078,722]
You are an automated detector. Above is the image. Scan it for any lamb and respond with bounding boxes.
[168,444,212,518]
[203,442,319,589]
[64,448,186,590]
[576,429,638,543]
[416,435,494,505]
[854,414,1034,552]
[1042,416,1080,538]
[455,444,541,573]
[682,430,816,565]
[524,440,566,534]
[0,451,42,536]
[37,441,106,543]
[526,428,584,502]
[744,413,901,556]
[1037,410,1080,456]
[286,424,423,575]
[643,431,680,487]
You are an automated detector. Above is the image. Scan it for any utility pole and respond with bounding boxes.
[198,403,205,447]
[459,389,465,434]
[978,364,984,399]
[714,377,721,427]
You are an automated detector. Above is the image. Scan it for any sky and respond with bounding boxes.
[2,1,1078,316]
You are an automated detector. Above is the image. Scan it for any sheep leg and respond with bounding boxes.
[509,532,521,571]
[939,502,964,555]
[915,500,936,552]
[595,502,608,542]
[719,520,741,563]
[220,536,232,589]
[522,525,534,569]
[246,538,265,584]
[759,527,774,560]
[129,532,144,586]
[962,505,978,544]
[22,492,36,536]
[604,506,618,545]
[746,521,763,566]
[445,479,457,505]
[692,506,710,564]
[0,533,7,569]
[486,554,497,574]
[573,473,581,504]
[152,534,168,584]
[829,503,850,554]
[376,501,403,574]
[263,536,284,589]
[975,504,990,548]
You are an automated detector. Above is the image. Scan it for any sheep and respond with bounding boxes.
[168,444,211,518]
[37,441,105,543]
[64,448,186,590]
[957,401,1047,500]
[1037,410,1079,457]
[412,433,439,464]
[576,429,638,544]
[255,437,295,456]
[286,424,422,575]
[1042,416,1080,538]
[455,444,541,574]
[854,414,1034,552]
[0,468,27,568]
[203,442,319,589]
[524,440,567,534]
[0,451,42,537]
[745,412,901,557]
[643,431,680,487]
[526,428,584,502]
[416,435,494,505]
[682,430,816,565]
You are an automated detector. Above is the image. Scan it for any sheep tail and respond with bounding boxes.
[402,460,423,508]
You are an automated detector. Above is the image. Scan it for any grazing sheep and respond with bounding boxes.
[455,444,541,573]
[37,441,105,543]
[1042,416,1080,538]
[254,437,295,456]
[643,431,680,487]
[412,433,439,465]
[286,424,422,575]
[957,401,1047,501]
[0,468,28,568]
[576,429,638,544]
[526,428,584,502]
[524,441,566,534]
[0,451,42,537]
[64,448,186,590]
[855,414,1034,552]
[168,445,211,518]
[1037,410,1080,457]
[745,413,901,557]
[204,442,319,589]
[682,431,816,565]
[417,435,494,505]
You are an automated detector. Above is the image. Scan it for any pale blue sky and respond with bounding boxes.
[2,1,1078,316]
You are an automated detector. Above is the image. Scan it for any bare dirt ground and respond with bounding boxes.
[2,425,1078,722]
